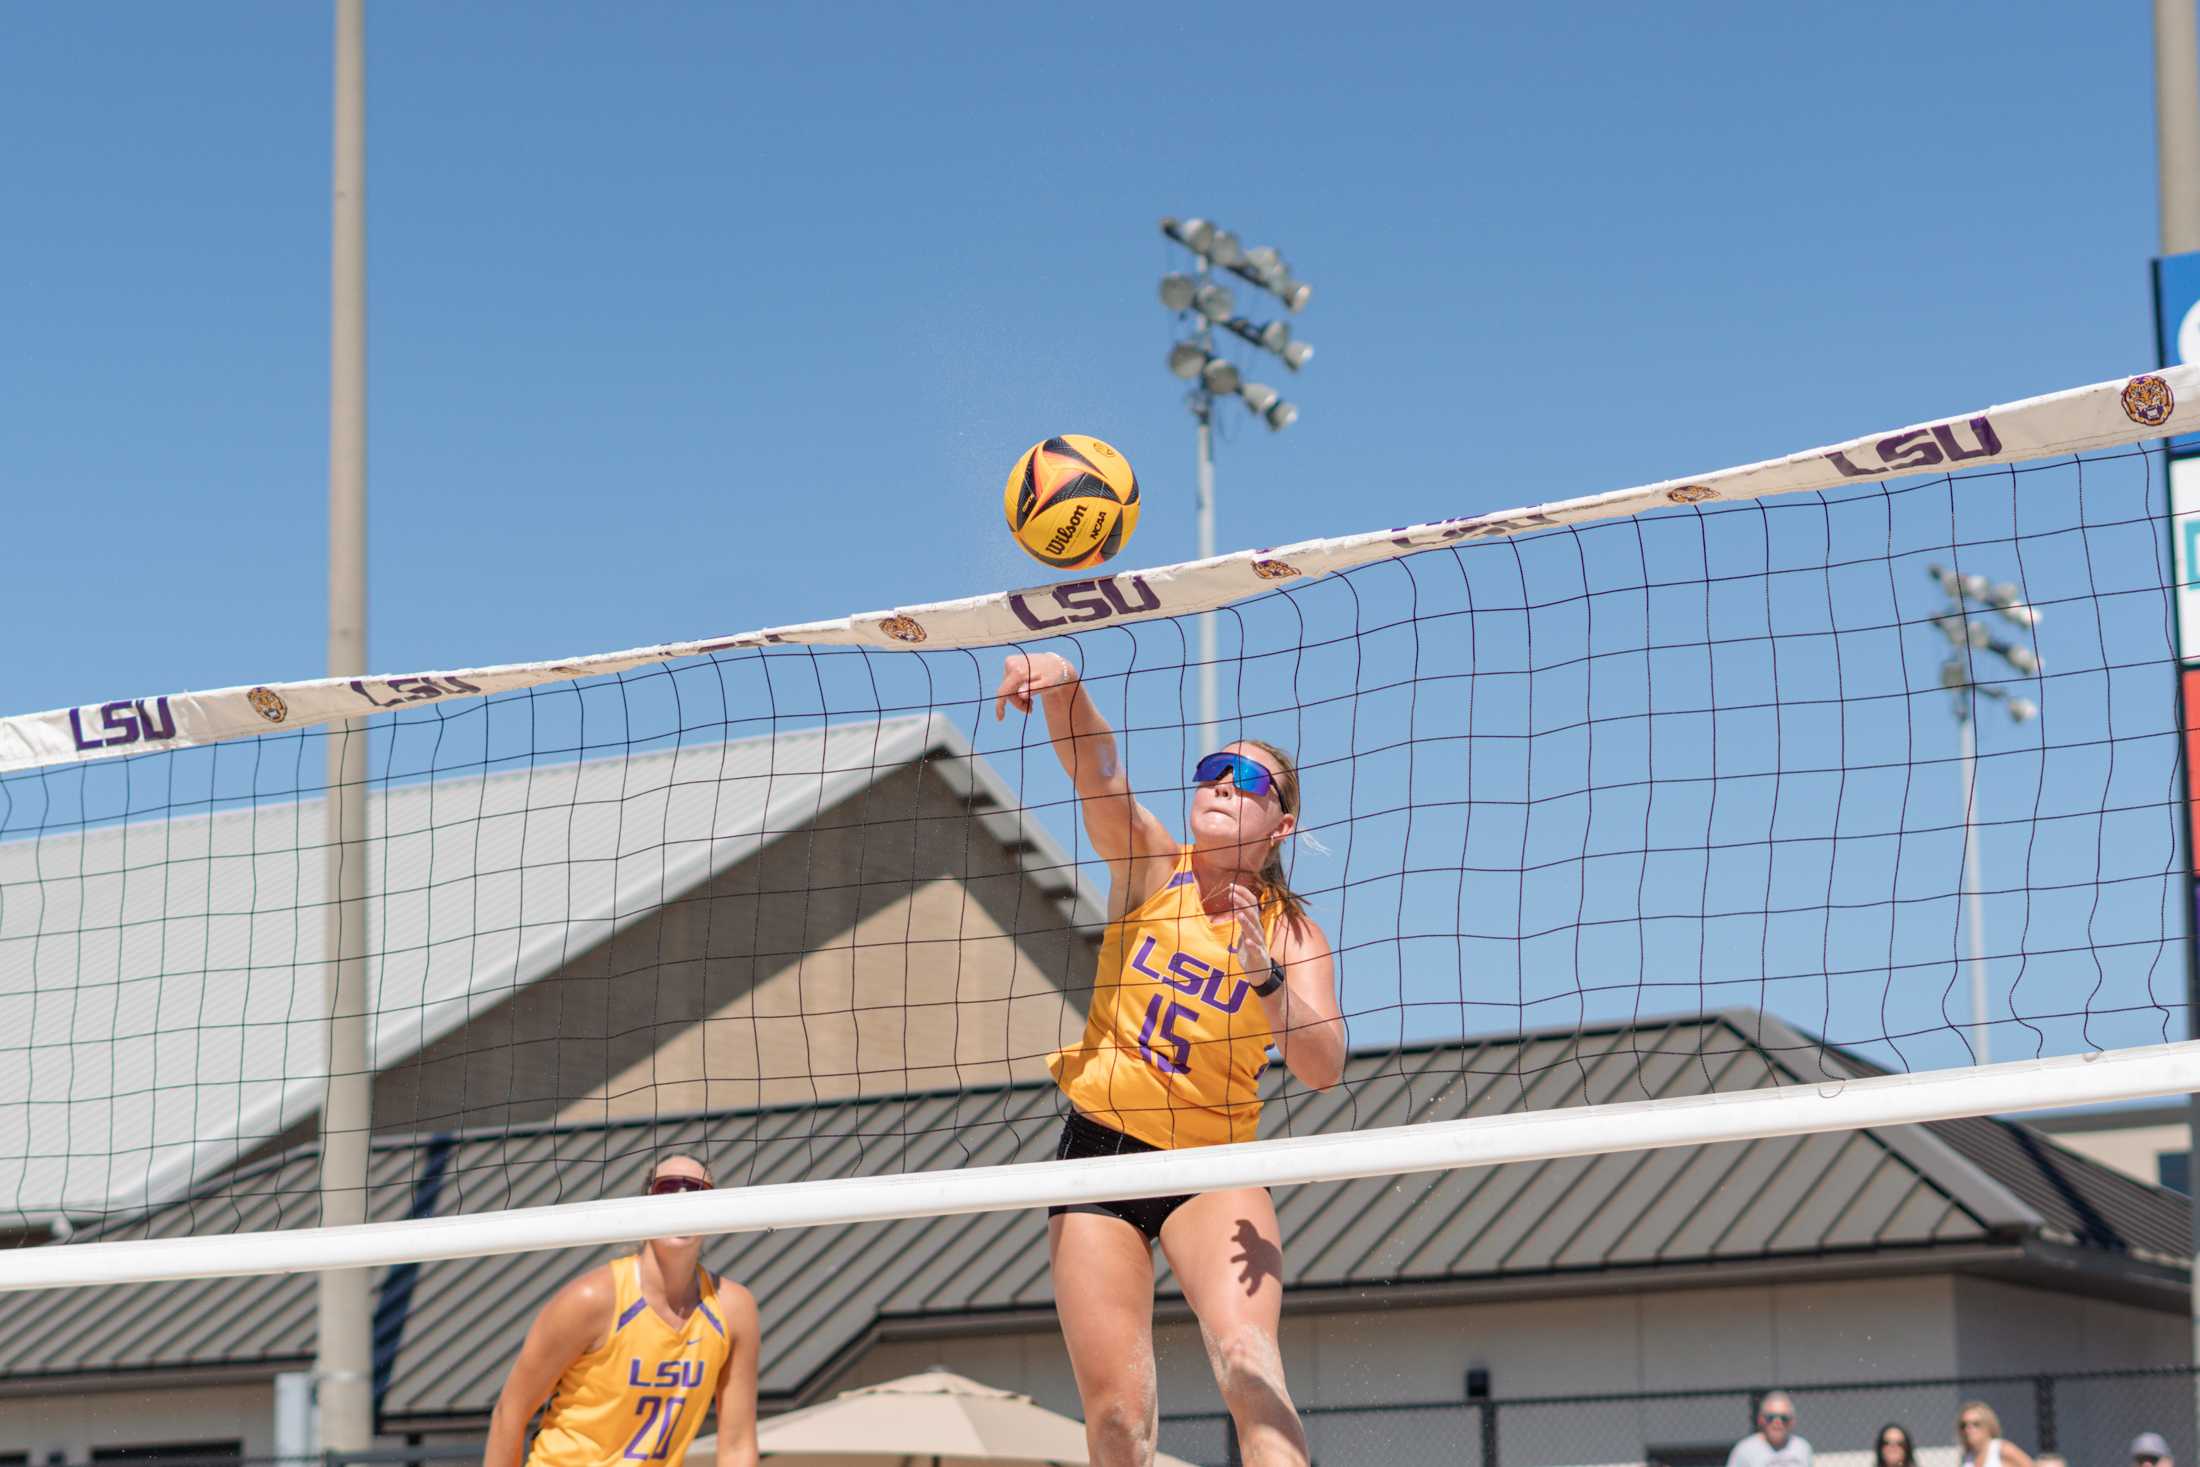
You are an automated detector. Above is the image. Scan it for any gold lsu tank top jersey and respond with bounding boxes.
[527,1254,733,1467]
[1050,847,1280,1149]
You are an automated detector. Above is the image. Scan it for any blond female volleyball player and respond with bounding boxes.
[483,1154,759,1467]
[995,652,1346,1467]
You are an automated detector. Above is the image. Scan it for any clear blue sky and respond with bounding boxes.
[3,3,2189,1073]
[0,2,2171,712]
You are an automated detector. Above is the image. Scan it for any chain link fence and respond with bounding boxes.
[1157,1365,2200,1467]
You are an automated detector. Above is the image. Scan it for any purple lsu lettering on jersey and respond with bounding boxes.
[626,1358,708,1390]
[1126,933,1253,1014]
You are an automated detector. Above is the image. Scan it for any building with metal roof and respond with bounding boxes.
[0,1009,2185,1466]
[0,714,1102,1232]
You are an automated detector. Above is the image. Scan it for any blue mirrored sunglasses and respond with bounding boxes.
[1193,751,1278,798]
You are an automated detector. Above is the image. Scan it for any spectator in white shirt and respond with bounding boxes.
[1728,1392,1813,1467]
[1956,1402,2034,1467]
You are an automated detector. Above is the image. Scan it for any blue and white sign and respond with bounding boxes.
[2174,457,2200,661]
[2152,251,2200,456]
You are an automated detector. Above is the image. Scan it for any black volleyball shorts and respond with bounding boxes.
[1047,1110,1194,1243]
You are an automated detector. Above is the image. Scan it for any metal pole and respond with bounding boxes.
[1957,696,1990,1065]
[1196,412,1218,735]
[2161,0,2200,253]
[317,0,374,1453]
[2157,0,2200,1417]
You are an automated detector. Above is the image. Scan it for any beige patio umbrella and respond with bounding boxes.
[688,1367,1199,1467]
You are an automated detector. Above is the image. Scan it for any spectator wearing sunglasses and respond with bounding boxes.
[1957,1402,2035,1467]
[2133,1432,2175,1467]
[1728,1391,1812,1467]
[996,652,1346,1467]
[482,1153,760,1467]
[1876,1424,1918,1467]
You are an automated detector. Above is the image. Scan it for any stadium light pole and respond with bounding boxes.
[2152,0,2200,1430]
[1159,217,1313,734]
[318,0,374,1453]
[1926,568,2041,1069]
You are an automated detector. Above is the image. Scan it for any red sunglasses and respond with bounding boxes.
[646,1175,713,1196]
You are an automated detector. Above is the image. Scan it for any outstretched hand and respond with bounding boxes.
[1220,882,1271,974]
[993,653,1076,720]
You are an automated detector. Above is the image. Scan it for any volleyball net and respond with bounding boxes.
[5,367,2200,1289]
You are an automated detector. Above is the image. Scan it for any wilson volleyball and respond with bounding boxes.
[1003,434,1140,570]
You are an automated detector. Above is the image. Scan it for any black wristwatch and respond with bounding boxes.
[1252,964,1287,998]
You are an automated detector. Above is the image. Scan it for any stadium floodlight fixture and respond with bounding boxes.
[1219,315,1316,373]
[1258,319,1314,370]
[1986,581,2040,626]
[1930,566,2039,629]
[1923,562,2045,1067]
[1230,256,1310,312]
[1161,217,1308,309]
[1170,217,1216,255]
[1231,243,1311,307]
[1158,212,1318,730]
[1162,216,1245,269]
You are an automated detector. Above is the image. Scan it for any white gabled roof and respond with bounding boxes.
[0,714,1097,1226]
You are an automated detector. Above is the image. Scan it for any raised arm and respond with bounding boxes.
[482,1269,613,1467]
[994,652,1174,869]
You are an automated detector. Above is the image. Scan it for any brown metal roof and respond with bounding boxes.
[0,1009,2183,1424]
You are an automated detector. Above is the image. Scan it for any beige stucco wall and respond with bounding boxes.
[0,1381,279,1463]
[371,765,1098,1134]
[585,874,1075,1113]
[1952,1275,2190,1375]
[2029,1122,2186,1190]
[843,1276,1958,1410]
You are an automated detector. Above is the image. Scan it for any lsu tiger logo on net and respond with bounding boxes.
[2122,373,2175,428]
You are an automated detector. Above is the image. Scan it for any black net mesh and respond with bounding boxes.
[0,445,2184,1238]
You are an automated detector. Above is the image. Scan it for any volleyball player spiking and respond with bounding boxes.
[997,652,1346,1467]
